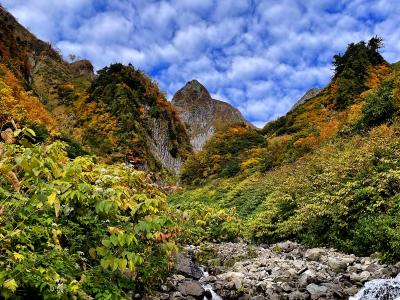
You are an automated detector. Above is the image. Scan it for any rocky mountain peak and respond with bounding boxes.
[173,79,212,107]
[172,80,252,150]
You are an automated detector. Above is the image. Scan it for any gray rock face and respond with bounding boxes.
[145,116,184,174]
[172,80,252,150]
[290,88,321,111]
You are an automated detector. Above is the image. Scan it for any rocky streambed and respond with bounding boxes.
[148,241,400,299]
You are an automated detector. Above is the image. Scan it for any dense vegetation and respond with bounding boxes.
[181,123,265,183]
[0,140,178,298]
[3,21,400,298]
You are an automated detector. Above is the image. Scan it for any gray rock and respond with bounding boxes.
[350,271,370,283]
[177,281,205,298]
[304,248,326,261]
[288,290,310,300]
[250,296,267,300]
[327,257,347,272]
[275,241,299,253]
[306,283,328,296]
[175,253,203,279]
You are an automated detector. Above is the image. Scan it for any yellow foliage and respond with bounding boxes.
[241,157,262,171]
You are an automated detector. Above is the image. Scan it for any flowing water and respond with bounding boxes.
[350,274,400,300]
[200,267,222,300]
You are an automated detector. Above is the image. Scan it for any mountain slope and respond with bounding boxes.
[0,6,192,174]
[172,37,400,261]
[78,63,192,173]
[172,80,251,150]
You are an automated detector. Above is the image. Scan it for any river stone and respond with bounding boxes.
[250,296,267,300]
[350,271,371,283]
[275,241,299,253]
[304,248,326,261]
[175,253,203,279]
[306,283,328,296]
[327,257,347,272]
[288,290,310,300]
[177,281,205,298]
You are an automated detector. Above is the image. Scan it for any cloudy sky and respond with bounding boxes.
[2,0,400,127]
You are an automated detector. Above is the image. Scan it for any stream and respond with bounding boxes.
[200,267,222,300]
[350,274,400,300]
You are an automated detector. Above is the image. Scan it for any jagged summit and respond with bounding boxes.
[173,80,212,106]
[172,79,252,150]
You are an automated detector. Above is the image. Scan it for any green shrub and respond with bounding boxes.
[361,79,396,127]
[0,142,178,298]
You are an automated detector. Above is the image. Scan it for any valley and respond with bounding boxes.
[1,3,400,299]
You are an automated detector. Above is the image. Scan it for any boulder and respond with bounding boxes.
[177,281,205,299]
[250,296,266,300]
[274,241,299,253]
[327,257,347,272]
[175,253,203,279]
[306,283,328,298]
[304,248,326,261]
[288,290,310,300]
[350,271,370,283]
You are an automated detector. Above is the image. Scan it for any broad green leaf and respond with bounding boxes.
[48,192,60,218]
[4,278,18,293]
[118,258,127,271]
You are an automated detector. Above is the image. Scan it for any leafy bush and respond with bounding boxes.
[177,122,400,262]
[175,204,242,245]
[361,79,396,127]
[0,142,178,298]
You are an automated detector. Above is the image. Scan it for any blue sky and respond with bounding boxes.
[2,0,400,127]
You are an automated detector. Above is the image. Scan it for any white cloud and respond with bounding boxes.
[2,0,400,126]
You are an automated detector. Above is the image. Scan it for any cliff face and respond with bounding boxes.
[172,80,251,150]
[83,64,192,174]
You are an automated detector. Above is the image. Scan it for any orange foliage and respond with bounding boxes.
[365,64,391,90]
[0,64,55,130]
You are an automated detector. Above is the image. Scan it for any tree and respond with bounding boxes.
[332,37,387,109]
